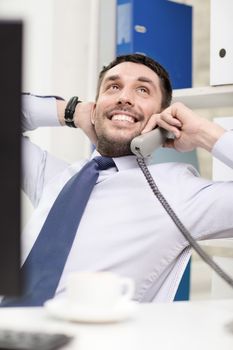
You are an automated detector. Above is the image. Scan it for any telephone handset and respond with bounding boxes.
[131,128,233,290]
[130,128,168,158]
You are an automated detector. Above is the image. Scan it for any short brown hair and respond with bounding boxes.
[96,53,172,109]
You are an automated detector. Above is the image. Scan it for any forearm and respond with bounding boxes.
[195,118,226,152]
[170,103,227,152]
[57,99,67,126]
[211,130,233,168]
[22,93,97,144]
[21,94,61,132]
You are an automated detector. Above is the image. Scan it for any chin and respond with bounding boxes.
[96,136,133,157]
[112,127,141,144]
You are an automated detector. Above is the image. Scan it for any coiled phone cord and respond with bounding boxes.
[137,156,233,289]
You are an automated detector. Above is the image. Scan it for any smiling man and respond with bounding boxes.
[91,59,164,156]
[8,54,233,306]
[92,56,171,157]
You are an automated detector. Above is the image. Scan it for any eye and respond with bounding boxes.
[108,84,119,91]
[137,86,149,94]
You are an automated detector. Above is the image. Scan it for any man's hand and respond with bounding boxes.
[74,102,97,145]
[141,102,226,152]
[57,100,97,145]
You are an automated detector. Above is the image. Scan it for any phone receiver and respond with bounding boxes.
[130,128,169,158]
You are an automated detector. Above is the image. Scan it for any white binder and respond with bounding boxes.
[210,0,233,85]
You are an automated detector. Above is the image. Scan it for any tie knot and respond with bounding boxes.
[93,156,115,170]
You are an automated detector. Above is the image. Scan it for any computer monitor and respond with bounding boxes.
[0,20,22,296]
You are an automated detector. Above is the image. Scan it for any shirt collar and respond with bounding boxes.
[90,149,151,171]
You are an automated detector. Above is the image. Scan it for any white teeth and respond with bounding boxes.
[112,114,135,123]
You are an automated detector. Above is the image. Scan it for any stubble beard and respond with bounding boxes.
[96,134,133,157]
[94,107,143,157]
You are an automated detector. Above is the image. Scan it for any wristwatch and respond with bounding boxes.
[64,96,82,128]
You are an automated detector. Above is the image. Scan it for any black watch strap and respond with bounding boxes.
[64,96,82,128]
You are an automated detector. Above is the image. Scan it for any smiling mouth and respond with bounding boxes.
[111,114,136,123]
[108,109,140,124]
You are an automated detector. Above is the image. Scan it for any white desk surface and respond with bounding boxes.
[0,299,232,350]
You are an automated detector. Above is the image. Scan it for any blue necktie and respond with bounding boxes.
[2,156,115,307]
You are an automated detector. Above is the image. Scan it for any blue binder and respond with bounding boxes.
[117,0,192,89]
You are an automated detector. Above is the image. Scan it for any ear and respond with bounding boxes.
[91,103,97,125]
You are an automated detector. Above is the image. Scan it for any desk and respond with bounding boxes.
[0,299,232,350]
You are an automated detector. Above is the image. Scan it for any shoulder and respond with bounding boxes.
[148,161,200,178]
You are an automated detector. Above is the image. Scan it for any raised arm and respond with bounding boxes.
[22,94,97,205]
[22,94,96,142]
[141,102,226,153]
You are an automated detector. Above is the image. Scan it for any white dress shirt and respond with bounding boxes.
[21,94,233,302]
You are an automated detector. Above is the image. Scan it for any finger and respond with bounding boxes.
[151,118,181,138]
[160,110,183,128]
[141,115,159,134]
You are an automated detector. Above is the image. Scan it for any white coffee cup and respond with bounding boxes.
[66,271,135,308]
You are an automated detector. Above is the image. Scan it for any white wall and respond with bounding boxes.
[0,0,54,93]
[0,0,102,162]
[0,0,116,225]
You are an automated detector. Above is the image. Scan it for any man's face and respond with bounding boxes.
[92,62,163,157]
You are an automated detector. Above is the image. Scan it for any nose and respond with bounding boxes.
[117,88,134,106]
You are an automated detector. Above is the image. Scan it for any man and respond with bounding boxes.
[21,54,233,303]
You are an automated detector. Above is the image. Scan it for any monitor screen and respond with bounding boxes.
[0,20,22,296]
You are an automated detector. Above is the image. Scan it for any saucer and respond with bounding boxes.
[44,298,138,323]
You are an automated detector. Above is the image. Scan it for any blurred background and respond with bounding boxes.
[0,0,232,301]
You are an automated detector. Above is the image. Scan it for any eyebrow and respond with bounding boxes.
[103,75,121,83]
[137,76,158,91]
[103,74,158,91]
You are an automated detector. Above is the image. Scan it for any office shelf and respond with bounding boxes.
[172,85,233,109]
